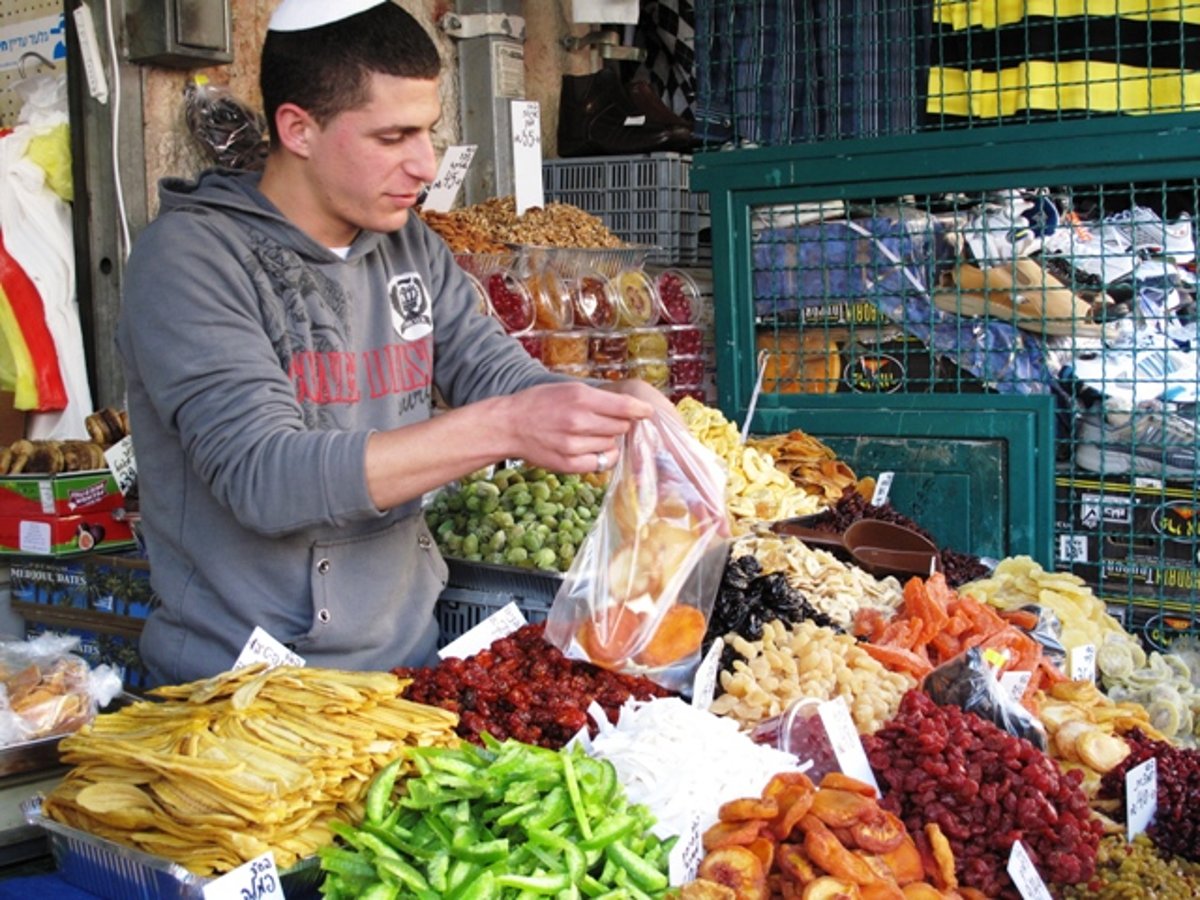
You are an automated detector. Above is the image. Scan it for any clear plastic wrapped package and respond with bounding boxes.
[183,77,268,172]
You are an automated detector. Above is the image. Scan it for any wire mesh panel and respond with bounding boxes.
[693,0,1200,145]
[741,176,1199,633]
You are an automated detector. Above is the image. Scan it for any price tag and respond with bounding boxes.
[871,471,894,507]
[999,670,1033,704]
[1125,757,1158,841]
[1069,644,1096,682]
[1007,841,1053,900]
[509,100,544,215]
[37,482,54,515]
[203,852,284,900]
[104,436,138,496]
[817,697,879,793]
[439,602,527,660]
[690,639,723,711]
[234,626,306,671]
[668,812,704,886]
[422,144,477,213]
[18,520,50,555]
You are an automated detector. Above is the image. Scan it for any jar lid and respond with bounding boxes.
[526,269,574,331]
[614,269,662,327]
[484,270,535,335]
[656,268,701,324]
[571,272,620,330]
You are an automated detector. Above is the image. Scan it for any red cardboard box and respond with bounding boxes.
[0,468,124,518]
[0,510,134,556]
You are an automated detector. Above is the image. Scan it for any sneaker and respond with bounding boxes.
[1074,401,1199,479]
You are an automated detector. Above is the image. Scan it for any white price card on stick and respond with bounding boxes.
[818,697,879,793]
[1125,757,1158,842]
[422,144,477,213]
[999,670,1033,704]
[104,435,138,497]
[1069,643,1096,682]
[234,626,306,671]
[203,852,284,900]
[510,100,544,215]
[690,638,723,711]
[439,601,527,660]
[1006,841,1053,900]
[871,471,894,507]
[668,811,705,886]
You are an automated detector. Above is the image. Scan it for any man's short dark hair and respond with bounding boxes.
[260,2,442,145]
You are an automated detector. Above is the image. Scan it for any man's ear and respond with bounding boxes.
[274,103,315,158]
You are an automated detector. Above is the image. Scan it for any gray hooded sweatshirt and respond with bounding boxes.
[117,170,562,685]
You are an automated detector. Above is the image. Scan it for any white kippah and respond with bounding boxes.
[268,0,389,32]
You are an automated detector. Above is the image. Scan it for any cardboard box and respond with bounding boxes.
[0,468,124,518]
[17,604,152,691]
[0,509,135,556]
[1055,472,1200,603]
[9,552,160,618]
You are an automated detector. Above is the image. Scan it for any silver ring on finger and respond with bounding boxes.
[595,451,608,473]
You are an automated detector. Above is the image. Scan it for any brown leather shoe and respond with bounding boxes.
[557,69,695,158]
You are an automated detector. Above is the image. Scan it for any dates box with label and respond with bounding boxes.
[0,468,124,518]
[9,552,159,618]
[1054,472,1199,602]
[0,510,135,556]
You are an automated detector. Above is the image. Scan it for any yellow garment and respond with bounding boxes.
[25,123,73,203]
[0,285,40,410]
[934,0,1200,31]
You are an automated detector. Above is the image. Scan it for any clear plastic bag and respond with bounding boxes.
[544,410,730,692]
[0,633,123,745]
[184,76,268,172]
[923,646,1047,750]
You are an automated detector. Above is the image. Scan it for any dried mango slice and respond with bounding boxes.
[811,788,876,828]
[697,846,768,900]
[923,823,958,890]
[802,815,876,886]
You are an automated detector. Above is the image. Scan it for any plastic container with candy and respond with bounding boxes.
[526,269,574,331]
[543,331,590,369]
[570,272,620,331]
[656,268,701,324]
[484,270,535,335]
[516,332,545,362]
[666,324,705,356]
[613,269,662,328]
[627,326,669,362]
[668,354,706,388]
[588,332,629,366]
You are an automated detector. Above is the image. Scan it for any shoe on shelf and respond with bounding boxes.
[557,68,695,158]
[932,257,1111,337]
[1074,401,1199,479]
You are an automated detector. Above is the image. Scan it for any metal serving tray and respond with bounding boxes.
[22,796,322,900]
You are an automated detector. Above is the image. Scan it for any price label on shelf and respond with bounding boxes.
[1125,757,1158,841]
[203,852,283,900]
[422,144,476,213]
[818,697,879,793]
[870,471,894,507]
[439,602,527,660]
[509,100,544,215]
[1006,841,1053,900]
[1069,643,1096,682]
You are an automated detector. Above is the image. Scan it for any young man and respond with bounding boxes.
[116,0,668,685]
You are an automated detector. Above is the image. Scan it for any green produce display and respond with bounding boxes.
[319,737,674,899]
[425,466,604,572]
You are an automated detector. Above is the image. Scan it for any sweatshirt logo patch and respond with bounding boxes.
[388,273,433,342]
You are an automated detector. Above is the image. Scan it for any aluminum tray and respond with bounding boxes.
[0,693,141,779]
[22,795,322,900]
[446,557,563,604]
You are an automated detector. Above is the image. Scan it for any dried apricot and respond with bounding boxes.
[764,771,816,800]
[811,788,876,828]
[719,796,779,822]
[850,812,906,854]
[923,823,958,890]
[802,876,862,899]
[745,836,776,871]
[671,879,736,900]
[697,846,768,900]
[772,787,816,840]
[577,605,645,664]
[819,772,879,798]
[859,881,905,900]
[802,816,876,886]
[635,604,706,667]
[777,842,819,885]
[900,885,944,899]
[703,818,764,852]
[879,835,924,886]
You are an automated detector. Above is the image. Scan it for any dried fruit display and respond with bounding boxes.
[686,771,964,898]
[1060,833,1200,899]
[395,623,672,749]
[865,690,1101,897]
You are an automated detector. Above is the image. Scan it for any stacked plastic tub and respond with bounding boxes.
[458,247,708,404]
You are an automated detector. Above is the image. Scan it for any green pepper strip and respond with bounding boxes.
[376,855,431,892]
[319,846,378,882]
[365,757,404,825]
[496,872,572,894]
[578,814,638,851]
[357,882,400,900]
[605,842,667,893]
[561,752,593,841]
[528,827,585,882]
[453,838,510,865]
